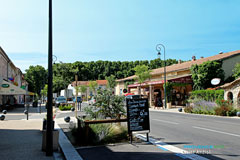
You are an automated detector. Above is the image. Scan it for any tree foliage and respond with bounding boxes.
[233,63,240,80]
[25,58,178,94]
[88,81,98,95]
[41,84,48,100]
[134,65,151,94]
[85,89,125,119]
[190,61,225,90]
[25,65,47,95]
[106,75,116,89]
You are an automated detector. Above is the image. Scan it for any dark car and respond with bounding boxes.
[55,96,67,107]
[73,96,82,103]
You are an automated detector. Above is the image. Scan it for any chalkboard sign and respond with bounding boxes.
[126,98,150,132]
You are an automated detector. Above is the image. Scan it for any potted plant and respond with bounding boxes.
[164,82,173,109]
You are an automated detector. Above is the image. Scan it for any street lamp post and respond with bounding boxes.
[46,0,53,156]
[156,44,167,109]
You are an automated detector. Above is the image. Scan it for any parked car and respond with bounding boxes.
[55,96,67,107]
[73,96,82,103]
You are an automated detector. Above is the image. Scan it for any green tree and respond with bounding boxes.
[233,63,240,79]
[190,61,225,90]
[40,84,48,102]
[134,65,151,95]
[79,85,87,100]
[25,65,47,96]
[85,89,125,119]
[88,81,98,95]
[106,75,116,89]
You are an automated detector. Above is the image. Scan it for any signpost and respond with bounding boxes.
[126,98,150,143]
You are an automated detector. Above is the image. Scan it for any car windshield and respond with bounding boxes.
[57,97,66,101]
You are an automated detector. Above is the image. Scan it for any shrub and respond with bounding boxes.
[190,90,224,101]
[73,122,128,146]
[59,104,72,111]
[184,106,193,113]
[188,98,216,115]
[214,106,233,116]
[90,124,128,144]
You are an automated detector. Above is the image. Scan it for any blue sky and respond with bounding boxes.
[0,0,240,72]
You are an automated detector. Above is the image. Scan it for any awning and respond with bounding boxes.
[0,80,27,95]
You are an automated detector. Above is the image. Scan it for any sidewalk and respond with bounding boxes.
[0,106,65,160]
[0,119,54,160]
[150,106,185,113]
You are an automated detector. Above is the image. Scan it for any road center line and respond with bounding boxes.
[152,119,179,125]
[192,126,240,137]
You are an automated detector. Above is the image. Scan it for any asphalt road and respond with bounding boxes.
[149,110,240,160]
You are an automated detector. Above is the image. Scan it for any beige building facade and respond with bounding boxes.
[116,50,240,108]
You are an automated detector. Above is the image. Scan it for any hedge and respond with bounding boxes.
[190,90,224,101]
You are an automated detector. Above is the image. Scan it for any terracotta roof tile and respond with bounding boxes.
[71,80,108,86]
[96,80,108,85]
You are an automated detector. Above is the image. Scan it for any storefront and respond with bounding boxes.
[0,80,27,107]
[127,76,193,107]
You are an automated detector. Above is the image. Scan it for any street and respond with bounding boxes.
[149,110,240,160]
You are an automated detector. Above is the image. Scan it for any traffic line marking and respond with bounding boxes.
[135,134,209,160]
[152,119,179,125]
[193,126,240,138]
[157,146,168,151]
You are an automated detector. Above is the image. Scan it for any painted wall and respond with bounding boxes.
[222,54,240,80]
[115,81,125,95]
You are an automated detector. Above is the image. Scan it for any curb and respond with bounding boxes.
[55,119,83,160]
[149,108,240,119]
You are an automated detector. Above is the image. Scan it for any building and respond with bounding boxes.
[0,47,27,106]
[220,77,240,108]
[115,50,240,107]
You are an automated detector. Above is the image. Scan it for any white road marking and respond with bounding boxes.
[152,119,179,125]
[193,126,240,137]
[135,134,209,160]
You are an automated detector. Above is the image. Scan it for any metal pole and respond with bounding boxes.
[46,0,53,156]
[156,44,167,109]
[75,75,78,118]
[146,133,149,142]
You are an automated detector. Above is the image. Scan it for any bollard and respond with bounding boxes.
[178,108,182,112]
[64,116,70,123]
[0,115,5,121]
[237,112,240,117]
[24,110,28,120]
[2,110,7,114]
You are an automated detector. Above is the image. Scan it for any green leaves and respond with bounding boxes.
[106,75,116,89]
[134,65,151,84]
[92,89,125,119]
[233,63,240,79]
[190,61,225,90]
[25,65,47,95]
